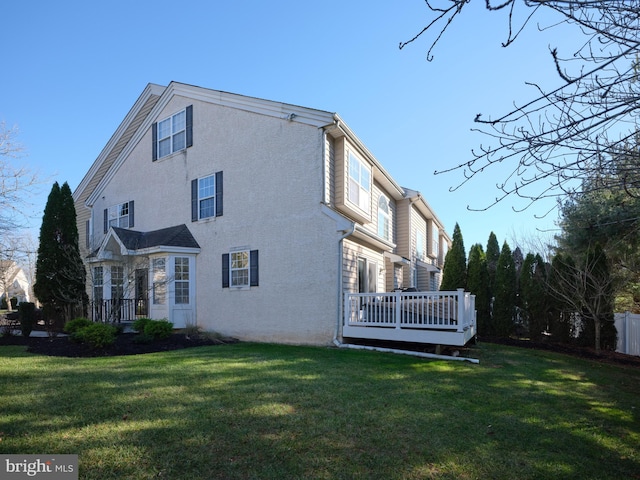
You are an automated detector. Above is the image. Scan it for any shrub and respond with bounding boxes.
[64,317,93,334]
[144,319,174,340]
[72,324,117,349]
[132,317,153,333]
[18,302,36,337]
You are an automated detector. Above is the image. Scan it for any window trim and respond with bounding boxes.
[416,229,425,261]
[347,151,371,213]
[192,171,223,221]
[377,195,390,240]
[110,265,124,300]
[430,221,440,259]
[152,257,166,305]
[103,200,134,233]
[93,266,103,302]
[174,257,190,305]
[152,105,193,161]
[222,249,259,288]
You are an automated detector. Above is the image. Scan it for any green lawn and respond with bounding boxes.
[1,342,639,479]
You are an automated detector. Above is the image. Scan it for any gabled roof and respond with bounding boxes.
[91,224,200,261]
[403,187,451,242]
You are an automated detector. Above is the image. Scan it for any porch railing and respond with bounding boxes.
[345,289,476,333]
[90,299,148,323]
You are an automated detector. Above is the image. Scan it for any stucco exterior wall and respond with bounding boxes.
[90,94,341,345]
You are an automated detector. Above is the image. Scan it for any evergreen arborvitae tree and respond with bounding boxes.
[485,232,500,308]
[467,243,491,335]
[518,252,536,337]
[530,254,551,340]
[440,222,466,291]
[34,182,86,329]
[520,253,549,340]
[492,241,517,337]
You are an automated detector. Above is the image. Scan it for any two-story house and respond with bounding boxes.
[73,82,476,347]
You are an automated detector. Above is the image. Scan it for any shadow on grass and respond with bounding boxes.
[1,343,639,479]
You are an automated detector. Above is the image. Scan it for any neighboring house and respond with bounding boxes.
[0,260,31,306]
[73,82,476,346]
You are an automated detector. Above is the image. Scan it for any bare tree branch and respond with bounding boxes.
[0,121,41,231]
[401,1,640,210]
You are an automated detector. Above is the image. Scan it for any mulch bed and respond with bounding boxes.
[479,335,640,368]
[344,335,640,368]
[0,331,238,357]
[1,329,639,367]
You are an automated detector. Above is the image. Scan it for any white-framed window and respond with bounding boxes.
[174,257,190,304]
[158,109,186,158]
[192,172,223,221]
[416,230,425,261]
[431,222,439,258]
[231,251,249,287]
[378,195,390,240]
[93,266,103,302]
[222,250,259,288]
[152,258,166,305]
[357,257,378,293]
[111,266,124,299]
[348,152,371,212]
[199,175,216,219]
[108,202,130,228]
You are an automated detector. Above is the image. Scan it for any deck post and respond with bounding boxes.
[457,289,465,333]
[395,290,402,329]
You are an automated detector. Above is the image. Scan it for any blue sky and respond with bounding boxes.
[2,0,575,253]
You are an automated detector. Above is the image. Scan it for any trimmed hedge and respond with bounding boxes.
[64,317,93,334]
[144,319,173,340]
[71,323,117,349]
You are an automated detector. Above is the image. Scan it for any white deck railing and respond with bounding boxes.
[345,289,476,334]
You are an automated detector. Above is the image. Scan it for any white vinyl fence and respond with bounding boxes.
[614,312,640,357]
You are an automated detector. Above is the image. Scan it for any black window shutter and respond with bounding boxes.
[250,250,259,287]
[152,122,158,161]
[215,171,223,217]
[185,105,193,148]
[128,200,134,228]
[85,220,90,249]
[103,209,108,234]
[191,179,198,222]
[222,253,230,288]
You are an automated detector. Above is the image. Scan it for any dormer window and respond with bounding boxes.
[348,152,371,212]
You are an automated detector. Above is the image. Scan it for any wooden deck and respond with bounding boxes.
[343,289,477,347]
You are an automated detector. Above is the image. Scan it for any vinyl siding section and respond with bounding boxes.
[396,198,411,259]
[324,132,335,206]
[342,239,384,294]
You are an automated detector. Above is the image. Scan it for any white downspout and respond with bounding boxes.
[334,224,356,346]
